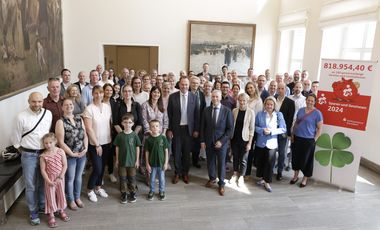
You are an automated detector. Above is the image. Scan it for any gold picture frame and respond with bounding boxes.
[188,20,256,76]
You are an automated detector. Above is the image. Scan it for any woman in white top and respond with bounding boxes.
[245,82,263,113]
[82,85,112,202]
[131,76,149,105]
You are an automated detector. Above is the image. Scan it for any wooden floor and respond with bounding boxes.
[2,162,380,230]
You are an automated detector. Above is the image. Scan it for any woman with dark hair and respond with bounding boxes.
[82,86,112,202]
[232,83,241,102]
[290,94,323,187]
[102,83,118,183]
[131,76,149,105]
[141,86,168,136]
[213,81,222,90]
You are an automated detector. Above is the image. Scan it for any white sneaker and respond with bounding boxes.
[88,191,98,202]
[95,188,109,198]
[237,176,244,187]
[109,174,117,183]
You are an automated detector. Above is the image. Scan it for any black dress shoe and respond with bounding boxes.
[299,182,307,188]
[290,178,299,184]
[276,173,283,181]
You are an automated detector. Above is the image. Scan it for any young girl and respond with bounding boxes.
[40,133,70,228]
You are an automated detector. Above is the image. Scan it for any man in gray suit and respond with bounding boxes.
[167,77,199,184]
[201,90,233,196]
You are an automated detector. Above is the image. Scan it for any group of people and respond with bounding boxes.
[11,63,323,227]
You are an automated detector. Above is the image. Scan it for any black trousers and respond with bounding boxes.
[292,136,315,177]
[255,146,276,183]
[231,140,249,175]
[172,125,192,176]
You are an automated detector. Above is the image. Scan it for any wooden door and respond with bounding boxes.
[104,45,158,76]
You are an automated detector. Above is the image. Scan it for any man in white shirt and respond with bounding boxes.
[288,82,306,119]
[12,92,52,225]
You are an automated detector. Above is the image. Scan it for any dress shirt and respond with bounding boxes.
[81,84,96,106]
[180,92,188,125]
[12,108,52,150]
[288,93,306,119]
[265,111,278,149]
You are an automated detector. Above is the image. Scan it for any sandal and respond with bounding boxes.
[48,216,57,228]
[59,210,70,222]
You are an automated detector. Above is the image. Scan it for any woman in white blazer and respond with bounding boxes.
[230,93,255,186]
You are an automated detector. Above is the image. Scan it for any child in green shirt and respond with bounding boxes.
[145,119,169,201]
[113,114,142,203]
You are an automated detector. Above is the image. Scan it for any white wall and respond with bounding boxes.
[61,0,280,76]
[0,84,48,149]
[278,0,380,165]
[0,0,280,149]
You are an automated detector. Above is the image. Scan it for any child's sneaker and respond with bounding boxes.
[128,192,137,203]
[158,192,166,201]
[95,188,109,198]
[120,192,128,204]
[87,190,98,202]
[147,191,154,201]
[30,213,40,226]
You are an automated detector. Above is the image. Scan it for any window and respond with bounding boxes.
[277,28,306,74]
[321,21,377,60]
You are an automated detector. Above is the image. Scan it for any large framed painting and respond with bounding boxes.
[188,20,256,76]
[0,0,64,100]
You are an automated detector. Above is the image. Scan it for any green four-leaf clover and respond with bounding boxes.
[315,132,354,168]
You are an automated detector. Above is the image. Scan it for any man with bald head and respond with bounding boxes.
[275,83,295,179]
[74,71,89,94]
[12,92,52,225]
[287,70,301,94]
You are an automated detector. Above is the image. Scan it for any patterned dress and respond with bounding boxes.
[42,148,67,214]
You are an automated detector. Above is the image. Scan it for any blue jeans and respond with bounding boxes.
[149,167,165,193]
[206,145,227,187]
[87,144,111,190]
[65,156,86,202]
[21,152,45,215]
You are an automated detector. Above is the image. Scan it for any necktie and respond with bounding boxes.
[212,107,218,127]
[181,94,187,124]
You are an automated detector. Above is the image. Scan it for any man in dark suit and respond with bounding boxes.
[74,71,89,94]
[197,62,213,81]
[275,82,295,180]
[167,77,199,184]
[257,75,270,102]
[201,90,233,196]
[190,76,206,168]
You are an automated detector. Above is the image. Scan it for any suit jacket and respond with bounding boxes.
[260,89,270,102]
[74,81,89,94]
[255,111,286,149]
[200,104,233,147]
[192,89,206,119]
[275,96,295,136]
[232,108,255,142]
[167,91,199,136]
